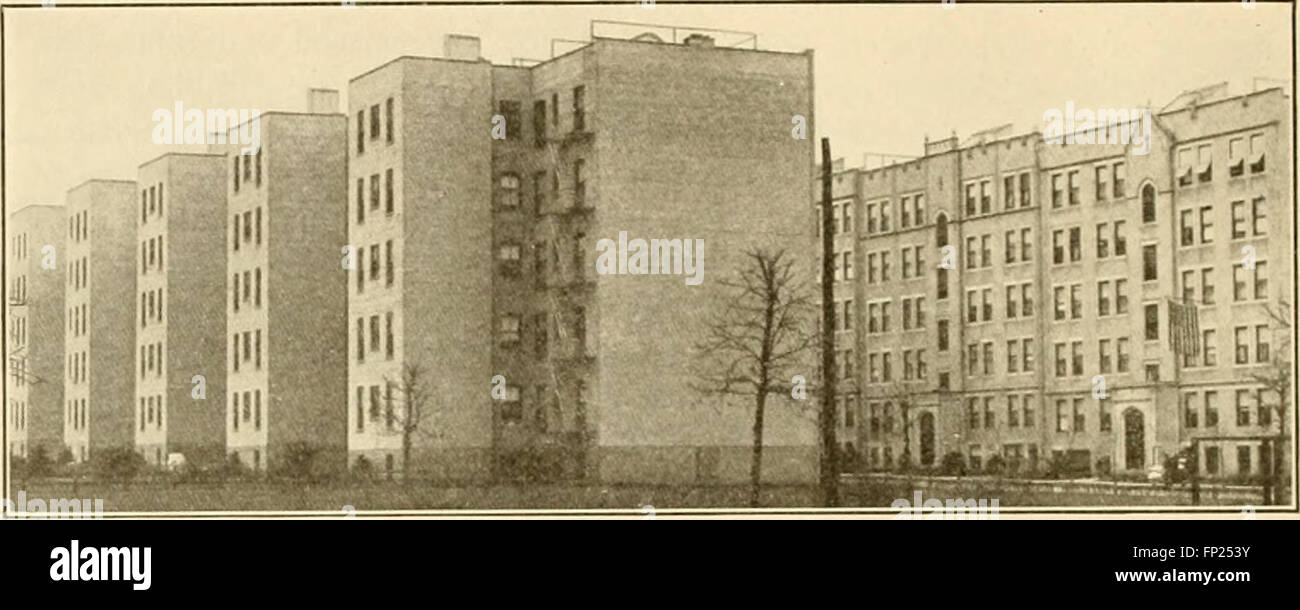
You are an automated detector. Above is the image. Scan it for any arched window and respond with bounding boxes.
[935,213,949,248]
[1141,184,1156,224]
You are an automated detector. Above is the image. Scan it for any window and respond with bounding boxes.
[385,169,395,214]
[1068,227,1080,262]
[1203,329,1217,366]
[1115,279,1129,314]
[386,240,395,286]
[370,174,380,211]
[1067,170,1079,205]
[1229,137,1245,177]
[1142,244,1157,281]
[1095,166,1108,201]
[1198,206,1213,244]
[1097,281,1111,316]
[572,86,585,131]
[1054,343,1066,377]
[1196,144,1212,183]
[1113,221,1127,256]
[1099,339,1112,373]
[1006,285,1018,319]
[386,97,395,142]
[1256,325,1270,363]
[1231,200,1247,239]
[1180,209,1195,246]
[1071,341,1083,376]
[1204,391,1219,427]
[370,104,380,140]
[356,179,365,224]
[1018,173,1032,207]
[1251,197,1267,236]
[1200,268,1214,305]
[1249,133,1265,173]
[937,320,949,352]
[1144,303,1159,341]
[1112,162,1125,198]
[1184,393,1198,427]
[1236,390,1252,426]
[937,267,948,300]
[1051,174,1062,208]
[1006,339,1019,373]
[1234,326,1250,364]
[498,174,520,208]
[1099,400,1112,432]
[356,110,365,154]
[1116,337,1130,372]
[1055,399,1069,432]
[520,97,543,146]
[1141,184,1156,223]
[574,160,586,208]
[1052,230,1063,264]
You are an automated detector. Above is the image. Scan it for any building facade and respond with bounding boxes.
[135,153,228,467]
[346,29,816,483]
[830,87,1292,480]
[225,110,349,474]
[5,205,65,460]
[63,180,138,462]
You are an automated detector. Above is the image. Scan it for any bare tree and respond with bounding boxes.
[693,248,816,507]
[382,362,440,485]
[1248,298,1292,503]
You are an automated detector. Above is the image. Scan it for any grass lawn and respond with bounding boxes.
[14,473,1260,513]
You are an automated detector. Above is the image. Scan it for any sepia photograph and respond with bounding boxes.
[2,0,1295,523]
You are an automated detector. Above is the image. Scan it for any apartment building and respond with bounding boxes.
[135,153,228,467]
[347,26,815,483]
[836,87,1292,480]
[5,205,65,460]
[820,161,867,466]
[224,102,349,474]
[63,180,138,462]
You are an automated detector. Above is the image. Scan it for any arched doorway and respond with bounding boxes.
[1124,408,1144,470]
[920,412,936,466]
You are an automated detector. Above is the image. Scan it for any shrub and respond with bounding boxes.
[984,455,1006,476]
[94,446,146,483]
[276,441,319,481]
[350,455,374,482]
[939,451,966,476]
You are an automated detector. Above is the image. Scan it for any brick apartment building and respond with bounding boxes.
[5,205,65,460]
[63,180,138,462]
[135,153,228,467]
[825,86,1293,480]
[224,97,349,473]
[346,25,816,483]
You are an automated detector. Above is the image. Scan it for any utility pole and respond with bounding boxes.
[819,137,839,507]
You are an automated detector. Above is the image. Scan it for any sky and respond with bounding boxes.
[3,2,1292,211]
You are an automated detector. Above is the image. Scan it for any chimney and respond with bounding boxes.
[683,33,715,49]
[307,88,340,114]
[444,34,482,61]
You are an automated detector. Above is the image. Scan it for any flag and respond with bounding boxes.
[1168,298,1200,359]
